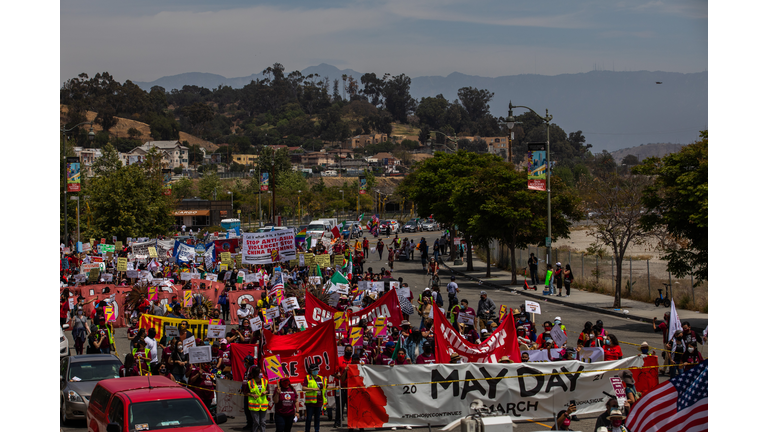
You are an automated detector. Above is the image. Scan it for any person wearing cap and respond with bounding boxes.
[449,352,462,364]
[593,398,625,432]
[416,341,436,364]
[498,356,511,364]
[303,363,326,432]
[477,291,496,331]
[479,328,490,341]
[620,370,640,413]
[554,316,567,334]
[637,341,655,357]
[216,338,232,376]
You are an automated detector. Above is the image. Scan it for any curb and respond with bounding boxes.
[440,257,656,324]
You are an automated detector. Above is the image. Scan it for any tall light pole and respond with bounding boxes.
[510,103,553,264]
[61,121,95,244]
[339,190,344,218]
[502,102,520,163]
[297,190,302,226]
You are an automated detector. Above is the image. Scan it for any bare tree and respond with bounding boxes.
[578,173,657,308]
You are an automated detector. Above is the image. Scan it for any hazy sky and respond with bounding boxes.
[60,0,707,84]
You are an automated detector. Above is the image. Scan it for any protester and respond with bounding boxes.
[603,334,623,361]
[273,378,298,432]
[551,403,576,430]
[303,363,326,432]
[247,366,269,432]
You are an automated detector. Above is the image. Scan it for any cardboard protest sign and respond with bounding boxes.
[368,281,384,292]
[183,336,196,354]
[316,254,331,268]
[207,325,227,339]
[263,355,285,382]
[294,316,308,330]
[126,270,138,279]
[88,268,100,282]
[305,254,315,266]
[550,325,568,348]
[250,316,263,332]
[189,345,213,364]
[281,297,300,312]
[524,300,541,314]
[221,252,232,262]
[115,241,123,250]
[333,255,344,266]
[148,246,158,258]
[457,312,475,325]
[117,258,128,272]
[349,327,364,346]
[265,306,281,320]
[289,259,298,267]
[164,325,180,338]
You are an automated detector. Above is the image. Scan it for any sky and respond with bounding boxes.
[60,0,708,84]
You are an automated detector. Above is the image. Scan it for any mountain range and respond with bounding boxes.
[134,64,707,152]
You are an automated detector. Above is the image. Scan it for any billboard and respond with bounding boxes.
[527,143,546,191]
[66,157,81,192]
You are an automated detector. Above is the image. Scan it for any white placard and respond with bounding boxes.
[164,325,180,338]
[207,325,227,339]
[396,287,411,299]
[206,273,218,282]
[309,276,322,285]
[457,312,475,325]
[294,316,308,329]
[245,273,259,283]
[188,345,212,364]
[389,281,400,290]
[182,336,195,354]
[281,297,300,312]
[358,280,368,291]
[331,284,349,295]
[550,325,568,347]
[102,273,113,282]
[242,230,297,264]
[369,281,384,292]
[250,316,263,331]
[265,306,281,320]
[428,307,445,319]
[524,300,541,314]
[180,272,195,281]
[126,270,139,279]
[224,271,232,281]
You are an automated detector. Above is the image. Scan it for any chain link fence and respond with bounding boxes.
[487,241,707,312]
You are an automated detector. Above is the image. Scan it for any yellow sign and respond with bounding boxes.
[148,246,158,258]
[221,252,232,261]
[333,311,346,330]
[334,255,344,266]
[499,305,508,320]
[117,257,128,272]
[184,290,193,307]
[115,241,123,250]
[305,254,315,266]
[350,327,364,346]
[289,259,298,267]
[220,263,228,270]
[316,254,331,268]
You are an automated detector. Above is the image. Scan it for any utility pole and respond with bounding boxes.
[271,152,276,225]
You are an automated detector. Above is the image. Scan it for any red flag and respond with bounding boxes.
[331,225,341,239]
[305,289,404,329]
[265,320,338,384]
[432,309,521,363]
[227,289,267,325]
[214,238,240,256]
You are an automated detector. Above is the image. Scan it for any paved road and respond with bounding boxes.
[61,228,693,432]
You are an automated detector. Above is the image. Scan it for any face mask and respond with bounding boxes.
[77,311,83,316]
[605,339,611,345]
[612,420,623,427]
[461,305,466,310]
[590,334,595,339]
[177,346,183,351]
[544,326,552,331]
[545,338,552,344]
[562,419,571,427]
[641,348,649,354]
[241,305,246,309]
[311,370,319,376]
[676,336,682,341]
[554,321,561,326]
[159,369,166,374]
[344,351,352,358]
[397,354,405,360]
[688,347,694,353]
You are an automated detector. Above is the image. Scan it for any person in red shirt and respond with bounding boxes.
[60,292,71,327]
[188,362,216,413]
[375,341,397,365]
[578,321,595,347]
[415,342,436,364]
[394,348,410,365]
[603,334,623,361]
[362,237,370,258]
[273,378,298,432]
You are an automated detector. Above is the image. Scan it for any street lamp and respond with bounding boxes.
[339,190,344,217]
[502,102,520,163]
[61,121,94,244]
[510,103,554,265]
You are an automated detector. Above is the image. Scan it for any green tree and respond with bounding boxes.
[633,131,708,282]
[198,171,223,200]
[85,147,174,239]
[382,74,416,123]
[578,173,657,308]
[171,176,194,200]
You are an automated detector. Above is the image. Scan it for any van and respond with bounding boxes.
[87,376,227,432]
[321,170,337,177]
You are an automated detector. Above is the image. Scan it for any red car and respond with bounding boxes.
[87,376,227,432]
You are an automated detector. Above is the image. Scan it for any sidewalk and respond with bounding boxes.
[440,256,708,329]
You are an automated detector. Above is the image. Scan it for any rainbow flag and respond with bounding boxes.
[296,228,307,246]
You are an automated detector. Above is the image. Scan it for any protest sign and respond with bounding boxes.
[346,357,645,428]
[550,325,568,347]
[102,273,113,283]
[88,269,100,282]
[330,284,349,295]
[81,263,101,274]
[148,246,158,258]
[117,258,127,272]
[308,276,322,285]
[180,272,195,281]
[294,316,308,330]
[389,281,400,290]
[126,270,138,279]
[524,300,541,314]
[333,255,344,266]
[289,259,298,267]
[104,305,116,322]
[207,325,227,339]
[263,355,285,382]
[499,305,508,320]
[305,254,315,266]
[368,281,384,292]
[216,378,245,419]
[396,287,411,299]
[141,315,211,341]
[182,336,196,354]
[189,345,213,364]
[244,273,260,284]
[242,230,296,264]
[316,254,331,268]
[281,297,300,312]
[221,252,232,262]
[219,263,228,271]
[164,325,180,338]
[349,327,364,346]
[611,377,627,407]
[265,306,281,320]
[457,312,475,325]
[115,241,123,250]
[250,316,263,331]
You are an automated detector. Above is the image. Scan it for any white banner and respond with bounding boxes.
[351,357,643,427]
[242,230,296,264]
[216,378,245,419]
[523,348,605,363]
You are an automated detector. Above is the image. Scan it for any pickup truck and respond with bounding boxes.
[87,376,227,432]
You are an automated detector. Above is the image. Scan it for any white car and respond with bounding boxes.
[385,220,400,232]
[60,325,70,357]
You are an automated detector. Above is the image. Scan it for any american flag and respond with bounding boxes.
[269,272,284,296]
[625,359,708,432]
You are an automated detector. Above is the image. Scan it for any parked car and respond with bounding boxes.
[421,219,437,231]
[87,376,227,432]
[61,354,123,425]
[382,219,400,233]
[402,219,422,233]
[61,325,69,357]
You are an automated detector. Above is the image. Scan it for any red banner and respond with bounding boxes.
[214,239,240,255]
[633,355,660,396]
[227,289,266,325]
[229,320,338,384]
[432,310,521,363]
[62,285,130,328]
[189,278,225,291]
[305,289,404,330]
